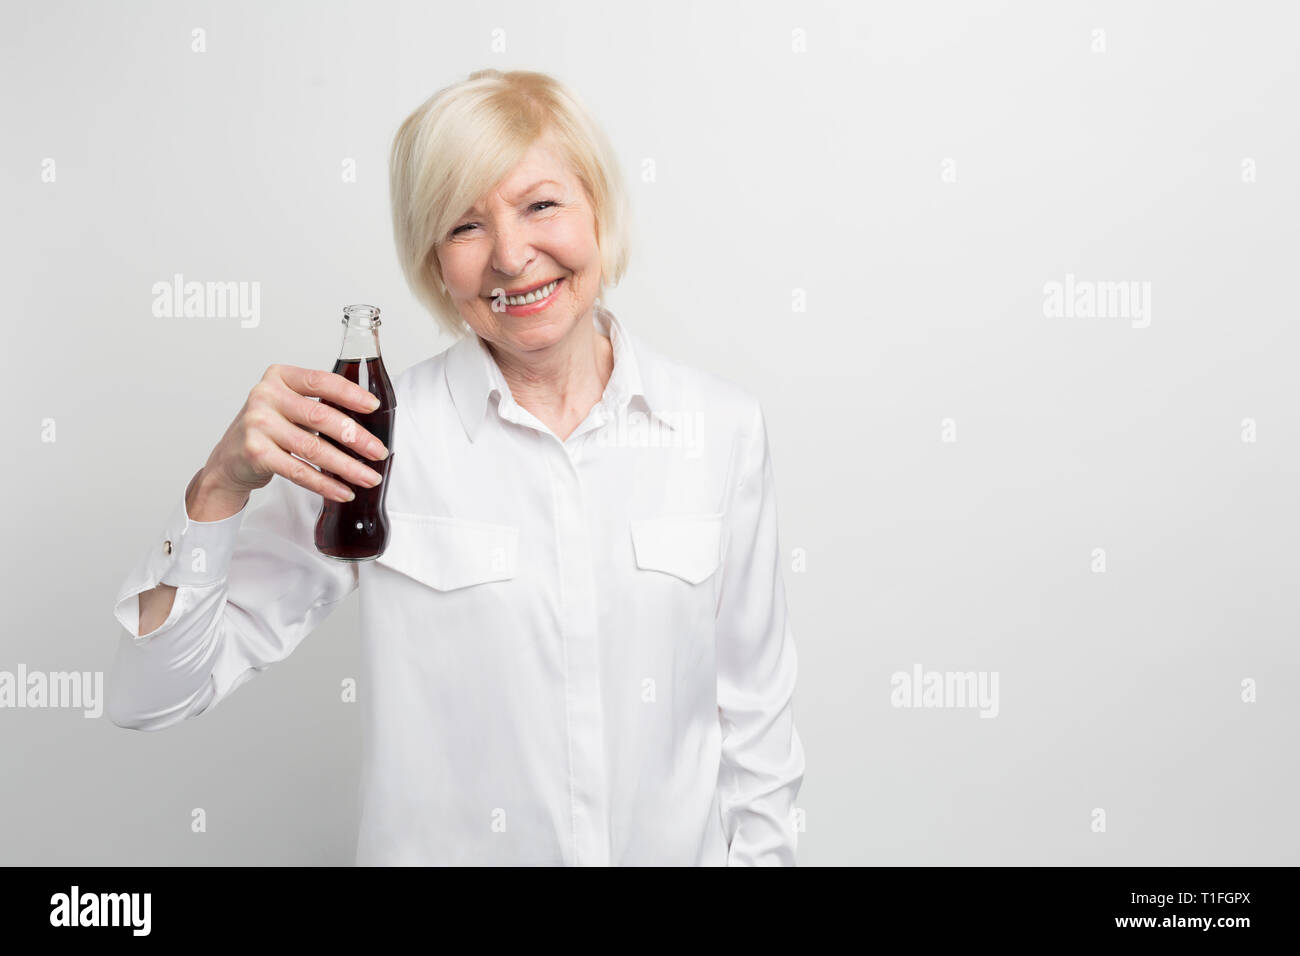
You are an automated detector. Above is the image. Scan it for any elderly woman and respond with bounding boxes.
[109,69,805,866]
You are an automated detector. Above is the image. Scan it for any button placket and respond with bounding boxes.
[548,447,609,866]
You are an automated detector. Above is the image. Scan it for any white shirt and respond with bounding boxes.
[109,303,805,866]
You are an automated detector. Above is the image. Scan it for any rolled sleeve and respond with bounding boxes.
[107,472,356,730]
[714,401,806,866]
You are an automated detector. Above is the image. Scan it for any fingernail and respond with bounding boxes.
[367,395,381,411]
[371,442,388,459]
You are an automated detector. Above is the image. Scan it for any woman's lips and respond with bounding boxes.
[492,277,564,315]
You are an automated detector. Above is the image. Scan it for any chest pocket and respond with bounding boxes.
[374,511,518,590]
[629,512,725,585]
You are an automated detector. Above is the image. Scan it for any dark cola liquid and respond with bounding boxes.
[314,356,396,561]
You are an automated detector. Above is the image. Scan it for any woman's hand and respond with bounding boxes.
[197,364,389,510]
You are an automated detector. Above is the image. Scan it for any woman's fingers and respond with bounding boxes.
[272,363,381,414]
[249,378,387,463]
[209,363,390,502]
[282,388,388,461]
[246,440,355,503]
[268,376,389,462]
[260,413,384,492]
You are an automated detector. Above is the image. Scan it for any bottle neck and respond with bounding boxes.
[338,323,382,361]
[338,305,382,361]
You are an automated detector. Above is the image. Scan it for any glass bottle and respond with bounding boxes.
[314,304,396,561]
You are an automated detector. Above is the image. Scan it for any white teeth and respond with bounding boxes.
[504,279,557,306]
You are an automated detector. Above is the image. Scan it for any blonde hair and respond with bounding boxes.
[389,69,632,338]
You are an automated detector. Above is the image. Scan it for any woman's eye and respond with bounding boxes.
[451,201,557,237]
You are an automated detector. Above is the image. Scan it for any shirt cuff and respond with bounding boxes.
[113,481,249,633]
[158,483,248,587]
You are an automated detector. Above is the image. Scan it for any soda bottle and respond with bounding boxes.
[314,304,396,561]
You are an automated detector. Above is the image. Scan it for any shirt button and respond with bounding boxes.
[163,539,173,555]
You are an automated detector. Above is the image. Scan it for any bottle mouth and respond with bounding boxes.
[342,304,381,327]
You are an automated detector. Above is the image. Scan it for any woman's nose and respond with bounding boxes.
[489,221,535,278]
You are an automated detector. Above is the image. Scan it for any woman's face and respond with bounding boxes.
[436,137,602,357]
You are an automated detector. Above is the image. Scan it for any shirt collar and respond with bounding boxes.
[444,302,680,443]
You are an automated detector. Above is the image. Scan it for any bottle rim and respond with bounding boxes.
[342,304,381,327]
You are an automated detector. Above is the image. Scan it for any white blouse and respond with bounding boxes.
[109,303,806,866]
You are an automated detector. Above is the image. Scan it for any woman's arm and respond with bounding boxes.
[714,400,807,865]
[109,471,357,730]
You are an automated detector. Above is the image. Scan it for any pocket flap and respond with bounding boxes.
[375,511,518,591]
[629,513,724,585]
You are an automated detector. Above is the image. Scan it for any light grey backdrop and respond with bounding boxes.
[3,0,1297,865]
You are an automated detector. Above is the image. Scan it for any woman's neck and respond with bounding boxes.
[487,314,615,441]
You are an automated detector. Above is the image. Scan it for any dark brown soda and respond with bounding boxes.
[313,356,396,560]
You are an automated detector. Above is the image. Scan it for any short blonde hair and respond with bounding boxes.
[389,69,632,338]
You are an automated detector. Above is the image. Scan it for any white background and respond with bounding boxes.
[3,0,1297,864]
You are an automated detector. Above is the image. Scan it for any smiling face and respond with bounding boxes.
[436,136,602,357]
